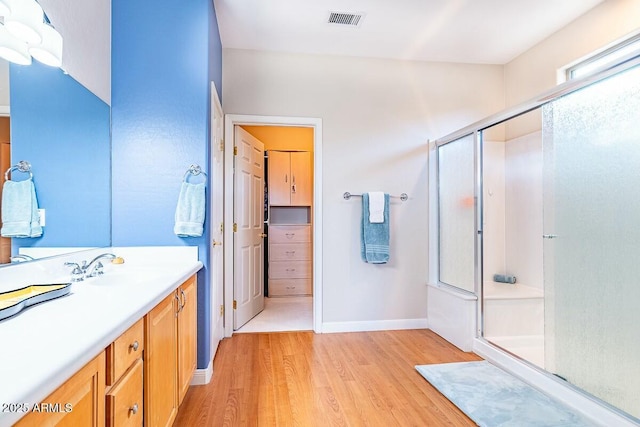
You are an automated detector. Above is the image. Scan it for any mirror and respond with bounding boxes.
[0,58,111,265]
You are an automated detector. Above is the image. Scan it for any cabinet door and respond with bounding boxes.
[145,293,178,427]
[177,276,197,405]
[15,352,105,427]
[268,150,291,205]
[290,151,312,206]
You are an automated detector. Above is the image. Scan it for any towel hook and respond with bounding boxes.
[4,160,33,181]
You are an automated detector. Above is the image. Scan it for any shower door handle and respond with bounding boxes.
[542,234,558,239]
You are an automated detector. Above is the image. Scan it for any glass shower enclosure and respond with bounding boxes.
[436,58,640,421]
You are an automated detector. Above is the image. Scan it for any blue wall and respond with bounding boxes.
[112,0,222,368]
[9,62,111,252]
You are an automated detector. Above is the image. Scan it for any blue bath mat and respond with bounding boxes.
[415,361,596,427]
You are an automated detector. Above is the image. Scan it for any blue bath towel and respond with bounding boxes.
[361,193,390,264]
[1,179,43,238]
[174,181,206,237]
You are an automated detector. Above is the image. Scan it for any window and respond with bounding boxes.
[563,33,640,81]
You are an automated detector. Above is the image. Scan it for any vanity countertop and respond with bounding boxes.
[0,246,203,426]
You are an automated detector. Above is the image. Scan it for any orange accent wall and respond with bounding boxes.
[241,126,313,152]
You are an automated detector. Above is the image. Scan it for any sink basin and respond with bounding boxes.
[0,284,71,321]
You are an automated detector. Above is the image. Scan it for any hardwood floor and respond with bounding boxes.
[174,329,482,426]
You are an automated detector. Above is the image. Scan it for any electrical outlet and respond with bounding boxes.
[38,209,46,226]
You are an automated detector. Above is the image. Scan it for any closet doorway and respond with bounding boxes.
[223,115,323,337]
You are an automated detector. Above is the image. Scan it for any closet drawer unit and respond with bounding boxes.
[106,318,144,386]
[269,243,311,261]
[268,261,312,279]
[268,279,312,296]
[269,225,311,243]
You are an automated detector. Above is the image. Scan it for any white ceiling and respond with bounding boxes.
[214,0,605,64]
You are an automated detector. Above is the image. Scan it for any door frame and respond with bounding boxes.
[208,81,224,366]
[223,114,323,337]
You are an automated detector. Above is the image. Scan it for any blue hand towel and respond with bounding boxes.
[1,179,42,238]
[174,181,206,237]
[361,193,390,264]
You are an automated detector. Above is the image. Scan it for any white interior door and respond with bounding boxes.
[233,126,265,329]
[209,83,224,359]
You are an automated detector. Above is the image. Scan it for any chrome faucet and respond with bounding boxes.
[10,254,35,263]
[64,262,85,282]
[82,253,117,278]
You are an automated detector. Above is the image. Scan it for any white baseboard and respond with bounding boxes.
[190,358,213,386]
[474,338,639,427]
[321,318,428,333]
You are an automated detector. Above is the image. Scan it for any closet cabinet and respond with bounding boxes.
[268,225,312,296]
[144,275,197,427]
[268,150,312,206]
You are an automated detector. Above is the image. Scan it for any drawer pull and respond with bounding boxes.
[175,293,182,317]
[285,251,296,255]
[130,340,139,352]
[130,403,139,415]
[285,268,296,272]
[285,233,295,239]
[286,286,296,289]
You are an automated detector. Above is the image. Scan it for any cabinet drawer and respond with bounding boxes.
[269,261,311,279]
[106,318,144,386]
[269,279,312,296]
[106,358,143,427]
[269,243,310,261]
[269,225,311,243]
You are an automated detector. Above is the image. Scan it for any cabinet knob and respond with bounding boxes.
[130,403,139,415]
[130,340,139,352]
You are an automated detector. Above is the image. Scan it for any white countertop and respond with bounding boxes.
[0,247,203,426]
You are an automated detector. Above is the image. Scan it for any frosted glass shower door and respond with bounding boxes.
[542,64,640,419]
[438,134,476,293]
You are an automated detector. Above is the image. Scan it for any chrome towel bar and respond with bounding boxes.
[343,192,408,201]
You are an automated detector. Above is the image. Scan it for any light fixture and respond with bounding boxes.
[0,0,63,68]
[0,24,31,65]
[29,22,62,67]
[4,0,43,44]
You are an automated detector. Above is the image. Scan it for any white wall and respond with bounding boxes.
[505,0,640,108]
[504,131,543,289]
[223,49,504,326]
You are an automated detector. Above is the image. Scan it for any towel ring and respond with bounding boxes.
[183,164,207,182]
[4,161,33,181]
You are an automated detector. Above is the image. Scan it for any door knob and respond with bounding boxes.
[212,240,222,246]
[259,233,267,238]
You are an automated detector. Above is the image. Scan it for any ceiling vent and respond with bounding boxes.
[327,11,365,27]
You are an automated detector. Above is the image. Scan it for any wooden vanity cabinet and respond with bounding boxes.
[15,352,106,427]
[177,275,197,404]
[105,319,144,427]
[12,275,197,427]
[145,275,197,427]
